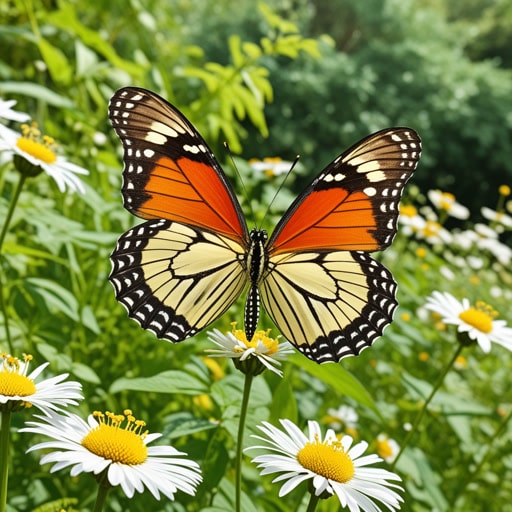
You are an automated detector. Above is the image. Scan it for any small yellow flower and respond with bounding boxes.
[418,351,429,362]
[376,434,399,463]
[415,247,427,258]
[499,184,511,197]
[399,204,418,217]
[206,323,294,377]
[401,312,411,322]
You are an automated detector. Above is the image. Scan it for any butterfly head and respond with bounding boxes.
[249,228,268,244]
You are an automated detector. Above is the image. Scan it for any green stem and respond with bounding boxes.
[0,174,26,354]
[0,174,26,254]
[93,476,111,512]
[391,344,463,469]
[305,492,319,512]
[0,411,12,512]
[235,373,254,512]
[0,273,13,355]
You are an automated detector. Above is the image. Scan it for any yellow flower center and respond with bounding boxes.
[499,184,511,197]
[0,353,36,397]
[458,301,497,334]
[439,192,455,211]
[231,323,279,354]
[418,351,429,362]
[81,410,148,465]
[16,123,57,164]
[0,371,36,397]
[415,247,427,258]
[399,204,417,217]
[423,221,441,237]
[297,438,355,483]
[376,437,393,460]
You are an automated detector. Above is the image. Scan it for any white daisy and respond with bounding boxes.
[247,419,403,511]
[0,122,88,193]
[0,98,30,123]
[427,189,470,220]
[21,409,202,501]
[416,219,452,246]
[206,324,294,377]
[325,405,359,431]
[481,206,512,229]
[425,291,512,353]
[398,204,426,236]
[0,353,82,414]
[249,157,293,176]
[376,434,400,464]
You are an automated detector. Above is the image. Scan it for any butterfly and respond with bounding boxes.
[108,87,421,364]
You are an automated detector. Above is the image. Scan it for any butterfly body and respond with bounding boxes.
[109,87,421,363]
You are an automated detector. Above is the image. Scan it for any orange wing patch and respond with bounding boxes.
[133,155,246,242]
[270,188,379,254]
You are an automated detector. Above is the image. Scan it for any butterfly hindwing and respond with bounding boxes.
[110,219,248,342]
[269,128,421,254]
[109,87,248,243]
[261,250,397,363]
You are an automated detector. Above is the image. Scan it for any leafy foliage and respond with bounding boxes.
[0,1,511,511]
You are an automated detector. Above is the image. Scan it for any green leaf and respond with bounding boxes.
[0,82,75,108]
[26,277,79,321]
[45,4,145,79]
[162,412,218,439]
[109,370,208,394]
[269,378,298,424]
[71,362,101,384]
[37,38,73,85]
[289,354,377,411]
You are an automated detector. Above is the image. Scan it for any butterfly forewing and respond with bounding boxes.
[110,219,248,342]
[109,87,248,243]
[268,128,421,254]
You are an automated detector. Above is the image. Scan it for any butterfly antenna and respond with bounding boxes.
[259,154,300,229]
[224,141,258,224]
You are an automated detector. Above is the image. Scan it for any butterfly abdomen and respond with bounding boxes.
[244,229,268,339]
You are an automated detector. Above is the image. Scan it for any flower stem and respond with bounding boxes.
[0,174,26,354]
[0,411,12,512]
[235,373,254,512]
[0,174,26,253]
[305,492,319,512]
[391,344,463,469]
[93,476,111,512]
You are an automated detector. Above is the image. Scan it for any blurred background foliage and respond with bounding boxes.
[1,0,512,511]
[1,0,511,211]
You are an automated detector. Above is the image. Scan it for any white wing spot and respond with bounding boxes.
[183,144,205,154]
[150,121,179,138]
[144,148,155,158]
[364,186,377,197]
[323,172,345,183]
[366,170,386,182]
[145,131,167,145]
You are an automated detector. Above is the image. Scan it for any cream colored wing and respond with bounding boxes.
[260,250,397,363]
[110,219,248,341]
